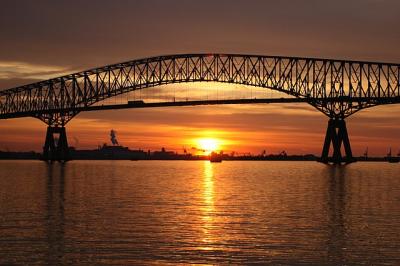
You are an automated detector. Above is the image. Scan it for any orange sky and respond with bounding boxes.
[1,98,399,156]
[1,0,400,156]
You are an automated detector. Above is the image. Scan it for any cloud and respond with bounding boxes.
[0,61,74,89]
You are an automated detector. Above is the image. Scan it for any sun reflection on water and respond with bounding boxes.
[200,161,216,250]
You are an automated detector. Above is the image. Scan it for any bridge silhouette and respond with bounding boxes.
[1,54,399,164]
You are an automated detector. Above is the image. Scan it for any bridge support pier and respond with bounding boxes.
[320,118,355,164]
[42,126,70,163]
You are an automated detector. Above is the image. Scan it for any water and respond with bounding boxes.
[0,160,399,265]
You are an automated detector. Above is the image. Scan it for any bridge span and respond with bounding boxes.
[1,54,399,164]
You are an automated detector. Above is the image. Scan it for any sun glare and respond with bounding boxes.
[197,138,220,154]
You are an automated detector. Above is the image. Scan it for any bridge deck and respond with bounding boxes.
[1,97,399,120]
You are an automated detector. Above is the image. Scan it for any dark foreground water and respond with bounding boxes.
[0,160,399,265]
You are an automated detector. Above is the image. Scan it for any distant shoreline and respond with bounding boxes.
[0,154,396,163]
[1,146,398,163]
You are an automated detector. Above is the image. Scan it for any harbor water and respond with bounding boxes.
[0,160,399,265]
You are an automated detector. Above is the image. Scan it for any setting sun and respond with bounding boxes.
[197,138,221,154]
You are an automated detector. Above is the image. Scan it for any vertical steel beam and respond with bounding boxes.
[42,126,70,162]
[320,118,354,164]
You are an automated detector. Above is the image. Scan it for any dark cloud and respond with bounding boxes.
[0,0,399,70]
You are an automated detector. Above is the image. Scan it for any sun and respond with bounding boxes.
[197,138,220,154]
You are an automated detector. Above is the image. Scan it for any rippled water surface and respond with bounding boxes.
[0,160,400,265]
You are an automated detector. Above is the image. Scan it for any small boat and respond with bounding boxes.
[209,152,222,163]
[210,157,222,163]
[388,157,400,163]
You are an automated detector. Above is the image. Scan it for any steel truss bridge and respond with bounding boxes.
[1,54,399,163]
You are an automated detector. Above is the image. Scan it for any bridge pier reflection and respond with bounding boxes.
[42,126,70,163]
[320,118,355,165]
[45,163,66,265]
[326,165,347,264]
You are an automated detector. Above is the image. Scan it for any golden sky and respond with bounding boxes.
[0,0,399,156]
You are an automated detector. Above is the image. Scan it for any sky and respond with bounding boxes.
[0,0,400,155]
